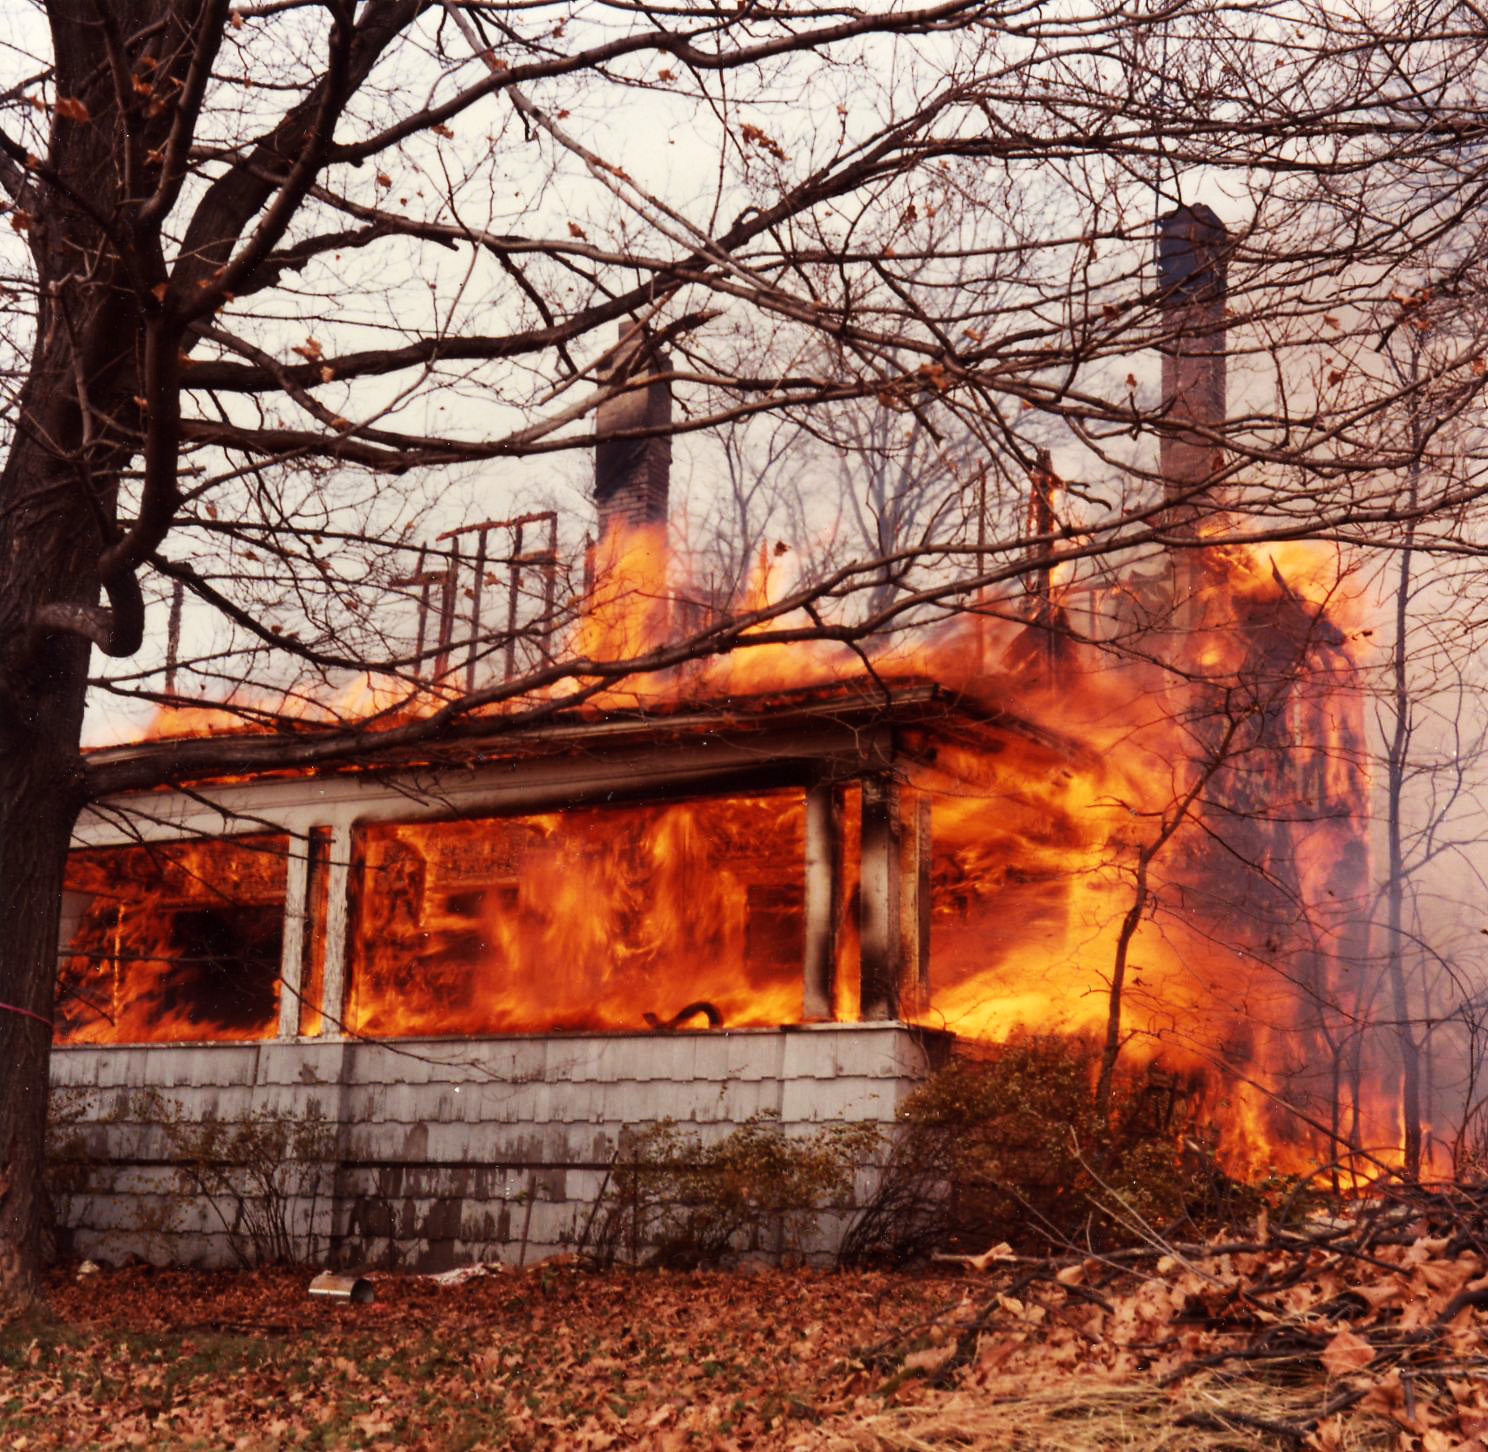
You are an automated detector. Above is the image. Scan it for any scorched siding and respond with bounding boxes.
[49,1024,948,1270]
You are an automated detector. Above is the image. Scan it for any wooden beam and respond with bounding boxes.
[859,777,931,1021]
[802,781,843,1019]
[859,775,902,1020]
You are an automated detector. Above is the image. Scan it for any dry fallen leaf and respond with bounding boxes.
[902,1344,956,1375]
[1321,1328,1375,1377]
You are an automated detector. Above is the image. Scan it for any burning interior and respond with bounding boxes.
[58,685,1070,1050]
[56,633,1378,1186]
[58,834,289,1045]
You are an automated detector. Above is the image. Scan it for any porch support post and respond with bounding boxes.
[319,822,354,1037]
[276,833,311,1039]
[901,790,932,1018]
[802,781,843,1019]
[859,774,903,1020]
[859,777,931,1021]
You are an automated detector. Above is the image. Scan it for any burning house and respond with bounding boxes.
[49,217,1382,1269]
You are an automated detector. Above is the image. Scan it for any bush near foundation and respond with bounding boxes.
[44,1089,336,1268]
[585,1112,879,1268]
[841,1033,1233,1263]
[41,1088,97,1264]
[160,1097,336,1267]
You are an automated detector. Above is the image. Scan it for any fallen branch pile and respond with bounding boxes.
[806,1181,1488,1451]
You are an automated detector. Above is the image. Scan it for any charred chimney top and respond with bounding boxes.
[594,324,672,538]
[1156,203,1228,306]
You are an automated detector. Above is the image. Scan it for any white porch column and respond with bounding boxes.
[275,834,311,1039]
[318,822,355,1037]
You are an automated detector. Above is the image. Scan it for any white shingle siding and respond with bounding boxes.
[50,1023,945,1269]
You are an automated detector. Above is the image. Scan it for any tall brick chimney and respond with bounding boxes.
[1155,203,1228,536]
[594,324,672,539]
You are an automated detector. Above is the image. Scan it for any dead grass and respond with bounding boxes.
[800,1373,1393,1451]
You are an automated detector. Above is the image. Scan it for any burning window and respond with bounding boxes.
[56,835,289,1044]
[346,794,806,1036]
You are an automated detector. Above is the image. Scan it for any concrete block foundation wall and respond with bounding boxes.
[49,1023,949,1271]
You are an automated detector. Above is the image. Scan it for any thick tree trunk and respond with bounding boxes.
[0,5,231,1308]
[0,482,92,1309]
[0,431,105,1314]
[0,731,87,1313]
[0,3,182,1310]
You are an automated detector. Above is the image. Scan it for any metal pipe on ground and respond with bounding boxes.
[308,1271,375,1304]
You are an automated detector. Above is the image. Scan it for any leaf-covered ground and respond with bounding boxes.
[0,1263,957,1450]
[7,1190,1488,1452]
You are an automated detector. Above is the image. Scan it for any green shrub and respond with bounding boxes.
[585,1112,879,1268]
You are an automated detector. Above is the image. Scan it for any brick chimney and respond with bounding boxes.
[594,324,672,539]
[1155,203,1228,536]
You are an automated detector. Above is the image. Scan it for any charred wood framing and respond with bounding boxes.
[902,789,932,1019]
[802,780,843,1019]
[860,775,902,1020]
[859,777,932,1021]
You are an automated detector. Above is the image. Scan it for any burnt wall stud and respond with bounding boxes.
[802,780,844,1019]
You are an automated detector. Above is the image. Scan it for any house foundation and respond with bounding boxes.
[50,1023,947,1269]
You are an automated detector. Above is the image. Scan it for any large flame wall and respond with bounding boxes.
[345,794,808,1036]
